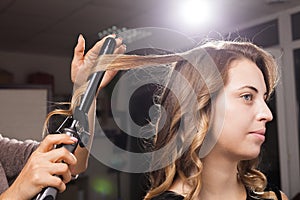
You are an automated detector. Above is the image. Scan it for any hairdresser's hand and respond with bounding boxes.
[71,34,126,89]
[0,134,78,200]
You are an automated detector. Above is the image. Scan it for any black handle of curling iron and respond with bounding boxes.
[34,37,116,200]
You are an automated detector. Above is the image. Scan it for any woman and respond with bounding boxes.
[0,34,125,200]
[89,39,288,199]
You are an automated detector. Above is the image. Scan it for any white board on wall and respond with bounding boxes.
[0,85,51,141]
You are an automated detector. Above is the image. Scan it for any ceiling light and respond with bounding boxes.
[179,0,212,26]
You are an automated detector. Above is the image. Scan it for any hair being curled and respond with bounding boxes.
[44,39,279,200]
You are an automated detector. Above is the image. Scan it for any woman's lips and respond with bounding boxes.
[249,129,266,141]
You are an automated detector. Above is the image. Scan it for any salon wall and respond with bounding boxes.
[0,50,72,95]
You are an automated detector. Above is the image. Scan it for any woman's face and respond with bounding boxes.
[210,58,273,161]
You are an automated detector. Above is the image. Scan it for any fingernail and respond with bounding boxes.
[71,137,78,143]
[108,34,116,38]
[78,34,84,42]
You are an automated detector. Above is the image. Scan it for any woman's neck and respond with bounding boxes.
[200,154,246,200]
[169,153,247,199]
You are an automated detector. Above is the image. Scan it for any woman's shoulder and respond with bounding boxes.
[247,184,289,200]
[150,191,184,200]
[266,184,289,200]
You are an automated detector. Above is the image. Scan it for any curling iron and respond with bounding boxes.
[34,37,116,200]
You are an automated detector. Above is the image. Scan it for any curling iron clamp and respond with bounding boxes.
[34,37,117,200]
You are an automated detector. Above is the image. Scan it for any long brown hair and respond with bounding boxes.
[44,40,279,199]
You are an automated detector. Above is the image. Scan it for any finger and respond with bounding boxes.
[113,37,126,54]
[45,147,77,165]
[97,38,125,89]
[72,35,115,85]
[114,44,126,54]
[61,170,72,184]
[98,70,118,90]
[71,34,85,82]
[85,34,116,59]
[71,34,85,66]
[37,134,78,153]
[34,171,67,193]
[47,175,67,193]
[50,163,72,184]
[114,37,123,48]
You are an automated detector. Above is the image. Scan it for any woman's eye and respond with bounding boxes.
[241,94,253,101]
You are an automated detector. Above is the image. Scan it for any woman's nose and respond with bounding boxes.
[256,101,273,122]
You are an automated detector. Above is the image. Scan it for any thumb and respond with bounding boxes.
[71,34,85,82]
[72,34,85,65]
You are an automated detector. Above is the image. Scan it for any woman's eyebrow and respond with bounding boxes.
[237,85,258,93]
[238,85,268,96]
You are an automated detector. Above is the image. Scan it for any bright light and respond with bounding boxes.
[179,0,212,26]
